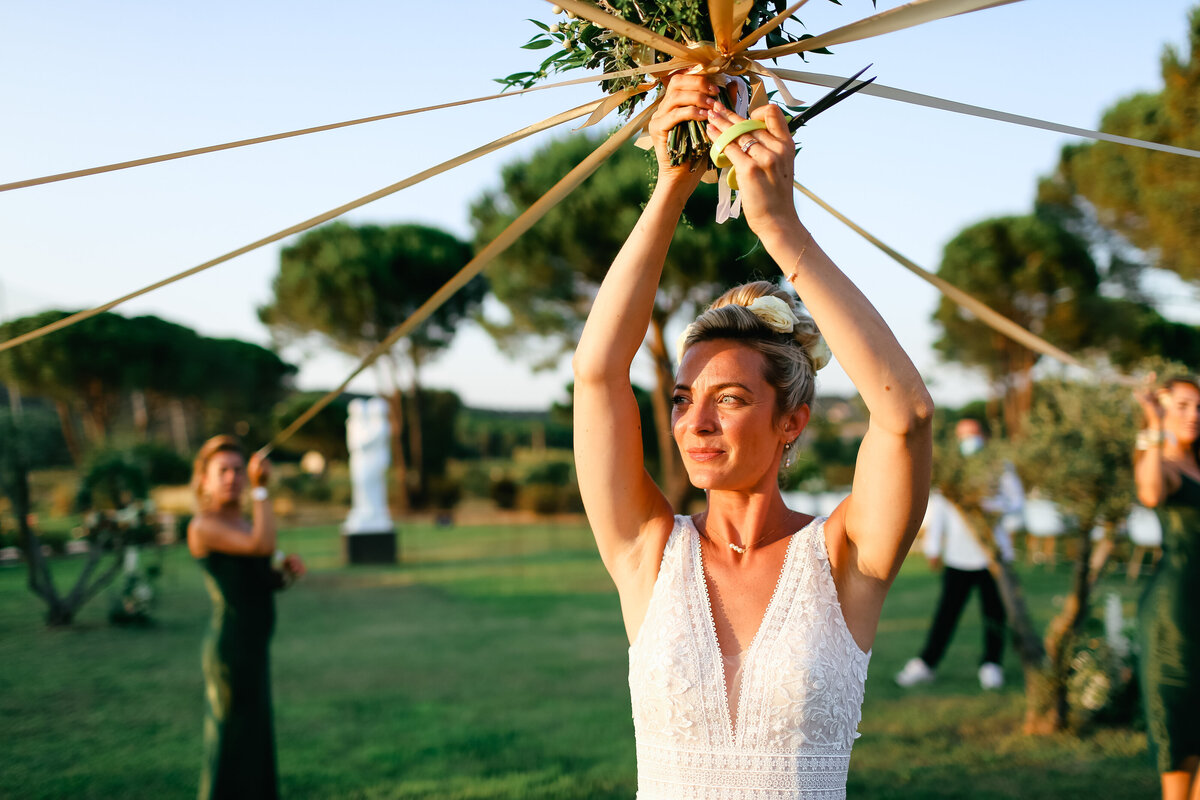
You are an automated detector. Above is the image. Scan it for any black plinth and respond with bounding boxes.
[343,530,397,564]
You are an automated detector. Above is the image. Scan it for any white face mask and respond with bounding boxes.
[959,435,985,457]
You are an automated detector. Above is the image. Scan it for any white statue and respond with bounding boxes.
[345,397,393,533]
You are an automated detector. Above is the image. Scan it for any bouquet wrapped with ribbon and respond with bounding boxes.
[503,1,881,220]
[503,1,837,167]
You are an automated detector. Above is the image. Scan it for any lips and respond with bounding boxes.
[686,448,725,462]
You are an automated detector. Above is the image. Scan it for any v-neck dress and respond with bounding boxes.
[629,515,871,799]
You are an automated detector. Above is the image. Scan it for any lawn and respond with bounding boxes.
[0,521,1157,799]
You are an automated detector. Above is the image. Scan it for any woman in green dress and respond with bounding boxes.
[188,435,305,800]
[1134,376,1200,800]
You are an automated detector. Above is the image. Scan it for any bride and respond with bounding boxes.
[572,73,933,798]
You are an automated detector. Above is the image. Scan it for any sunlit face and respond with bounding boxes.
[201,450,247,509]
[1162,382,1200,447]
[671,339,809,492]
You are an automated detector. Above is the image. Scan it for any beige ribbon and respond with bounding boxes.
[793,180,1139,387]
[750,0,1024,60]
[260,100,661,457]
[772,68,1200,160]
[0,100,605,355]
[0,63,677,194]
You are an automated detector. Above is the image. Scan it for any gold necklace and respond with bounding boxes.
[702,521,796,555]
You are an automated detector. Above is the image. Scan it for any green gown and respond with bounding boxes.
[197,552,282,800]
[1138,472,1200,774]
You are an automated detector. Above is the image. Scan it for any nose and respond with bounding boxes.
[687,400,720,435]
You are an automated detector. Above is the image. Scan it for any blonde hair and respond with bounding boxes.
[679,281,822,415]
[191,435,246,509]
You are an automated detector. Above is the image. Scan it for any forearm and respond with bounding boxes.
[573,186,689,379]
[1134,441,1166,507]
[249,497,278,555]
[759,220,933,433]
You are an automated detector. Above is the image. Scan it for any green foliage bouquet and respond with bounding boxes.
[503,1,835,166]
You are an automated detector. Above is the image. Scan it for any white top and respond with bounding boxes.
[629,516,870,799]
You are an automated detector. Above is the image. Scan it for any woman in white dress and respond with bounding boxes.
[572,74,933,798]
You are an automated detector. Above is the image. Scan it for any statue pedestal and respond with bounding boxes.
[342,529,397,565]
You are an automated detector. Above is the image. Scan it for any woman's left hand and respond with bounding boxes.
[705,101,800,236]
[283,554,306,579]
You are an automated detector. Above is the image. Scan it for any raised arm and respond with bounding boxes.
[1133,381,1177,507]
[705,102,933,595]
[187,453,278,557]
[573,75,715,587]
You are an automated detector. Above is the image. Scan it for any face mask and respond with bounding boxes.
[959,435,985,457]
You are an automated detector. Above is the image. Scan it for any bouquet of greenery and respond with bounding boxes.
[502,1,839,167]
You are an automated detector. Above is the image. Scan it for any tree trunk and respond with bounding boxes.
[647,317,690,511]
[54,399,83,464]
[169,397,190,453]
[407,352,425,506]
[385,388,411,517]
[131,390,149,439]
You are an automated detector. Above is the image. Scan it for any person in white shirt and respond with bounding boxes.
[895,418,1024,690]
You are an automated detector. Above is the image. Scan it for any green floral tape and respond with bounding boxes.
[709,119,766,169]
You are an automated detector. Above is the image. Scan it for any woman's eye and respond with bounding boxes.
[671,395,689,406]
[718,394,742,405]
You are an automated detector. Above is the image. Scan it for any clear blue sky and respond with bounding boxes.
[1,0,1196,410]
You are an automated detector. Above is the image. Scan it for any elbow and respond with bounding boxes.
[1137,488,1161,509]
[891,389,935,437]
[572,351,621,386]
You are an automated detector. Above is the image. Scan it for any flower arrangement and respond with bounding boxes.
[502,1,845,167]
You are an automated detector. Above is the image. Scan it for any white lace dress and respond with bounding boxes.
[628,515,871,799]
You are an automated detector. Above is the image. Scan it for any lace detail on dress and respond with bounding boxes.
[629,515,871,799]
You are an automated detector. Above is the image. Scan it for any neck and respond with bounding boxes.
[1165,437,1196,465]
[699,488,798,550]
[205,499,242,518]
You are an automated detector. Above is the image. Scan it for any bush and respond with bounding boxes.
[517,482,583,515]
[491,477,519,510]
[519,483,563,515]
[424,476,462,511]
[524,460,572,486]
[129,442,191,485]
[279,472,333,503]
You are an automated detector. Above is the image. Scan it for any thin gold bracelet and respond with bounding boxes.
[785,244,808,283]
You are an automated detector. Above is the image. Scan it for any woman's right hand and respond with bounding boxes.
[647,73,717,197]
[248,453,272,488]
[1134,372,1164,428]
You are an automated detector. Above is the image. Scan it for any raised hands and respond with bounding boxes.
[704,100,799,236]
[248,452,272,488]
[647,74,719,195]
[1135,372,1165,429]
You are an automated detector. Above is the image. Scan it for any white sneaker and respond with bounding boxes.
[895,657,935,687]
[978,662,1004,690]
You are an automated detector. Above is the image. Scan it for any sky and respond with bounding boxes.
[2,0,1197,412]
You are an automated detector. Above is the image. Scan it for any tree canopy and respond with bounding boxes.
[259,221,482,509]
[1044,4,1200,282]
[931,215,1102,434]
[0,311,294,456]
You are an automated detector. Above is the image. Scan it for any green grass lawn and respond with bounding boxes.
[0,522,1157,799]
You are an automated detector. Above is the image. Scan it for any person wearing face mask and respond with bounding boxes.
[895,418,1023,690]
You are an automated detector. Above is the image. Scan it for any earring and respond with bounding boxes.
[783,439,796,469]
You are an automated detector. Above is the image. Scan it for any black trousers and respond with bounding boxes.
[919,566,1006,668]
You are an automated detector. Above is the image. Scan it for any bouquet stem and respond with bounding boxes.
[665,81,741,168]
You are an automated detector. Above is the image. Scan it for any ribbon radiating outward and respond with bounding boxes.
[2,0,1189,453]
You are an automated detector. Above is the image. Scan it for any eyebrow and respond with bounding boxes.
[673,382,756,394]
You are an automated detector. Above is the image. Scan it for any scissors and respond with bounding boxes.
[786,64,876,133]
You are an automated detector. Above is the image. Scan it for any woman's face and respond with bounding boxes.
[1162,382,1200,447]
[202,450,247,509]
[671,339,808,492]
